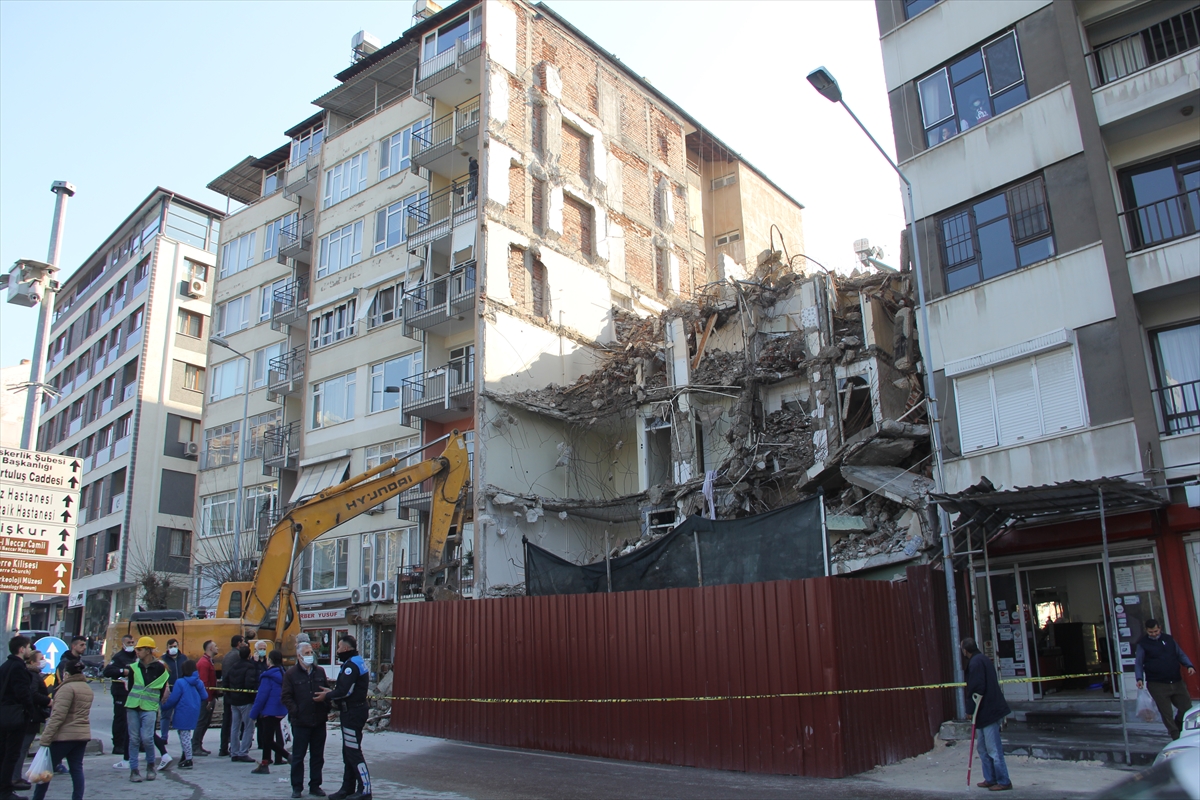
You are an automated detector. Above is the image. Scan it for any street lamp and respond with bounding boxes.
[210,335,251,581]
[807,66,966,716]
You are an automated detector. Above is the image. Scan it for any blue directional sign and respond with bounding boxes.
[35,636,68,674]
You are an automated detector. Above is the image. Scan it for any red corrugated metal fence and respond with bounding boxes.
[391,570,954,777]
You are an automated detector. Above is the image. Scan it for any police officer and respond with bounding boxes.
[315,635,371,800]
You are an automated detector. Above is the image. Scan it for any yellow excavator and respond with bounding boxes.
[103,430,471,664]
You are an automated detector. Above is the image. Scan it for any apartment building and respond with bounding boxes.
[875,0,1199,703]
[28,188,221,639]
[201,0,805,671]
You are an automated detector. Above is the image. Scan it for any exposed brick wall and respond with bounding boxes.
[618,83,647,153]
[532,178,545,232]
[508,76,527,145]
[654,245,668,297]
[508,245,527,309]
[615,149,651,224]
[562,195,593,259]
[537,26,598,117]
[649,107,683,173]
[530,257,547,319]
[508,163,524,219]
[616,215,653,288]
[561,123,590,185]
[513,1,528,74]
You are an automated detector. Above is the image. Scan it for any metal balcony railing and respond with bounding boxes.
[417,21,483,85]
[267,346,306,399]
[271,276,310,331]
[1119,188,1199,251]
[401,353,475,422]
[405,177,477,248]
[411,96,481,161]
[402,262,476,333]
[1153,378,1200,436]
[278,212,314,263]
[263,421,299,471]
[1087,6,1200,87]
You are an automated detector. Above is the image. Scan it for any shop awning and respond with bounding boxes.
[932,476,1165,530]
[289,458,351,503]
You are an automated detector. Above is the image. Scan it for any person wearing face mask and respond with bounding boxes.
[154,638,186,771]
[281,642,330,799]
[11,649,51,793]
[314,635,371,800]
[226,643,264,763]
[193,640,219,757]
[102,634,138,767]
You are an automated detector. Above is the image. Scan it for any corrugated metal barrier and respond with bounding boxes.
[390,566,955,777]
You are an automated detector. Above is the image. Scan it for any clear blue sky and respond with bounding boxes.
[0,0,902,374]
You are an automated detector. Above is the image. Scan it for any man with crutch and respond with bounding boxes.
[962,638,1012,792]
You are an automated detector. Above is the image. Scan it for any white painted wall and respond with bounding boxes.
[1093,50,1200,129]
[1127,234,1200,295]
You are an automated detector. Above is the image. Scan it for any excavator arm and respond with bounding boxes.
[238,430,470,626]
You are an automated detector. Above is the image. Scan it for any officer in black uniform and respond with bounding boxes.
[316,634,371,800]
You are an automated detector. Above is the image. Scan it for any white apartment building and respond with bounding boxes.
[29,188,221,639]
[201,0,806,671]
[875,0,1199,703]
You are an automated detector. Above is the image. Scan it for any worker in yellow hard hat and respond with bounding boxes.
[118,636,169,781]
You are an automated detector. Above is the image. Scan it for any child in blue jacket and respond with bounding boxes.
[248,649,290,774]
[161,660,208,769]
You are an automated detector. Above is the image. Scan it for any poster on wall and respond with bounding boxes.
[1113,566,1135,594]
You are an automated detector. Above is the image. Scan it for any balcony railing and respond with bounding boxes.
[122,382,138,403]
[271,276,310,331]
[263,421,300,471]
[403,262,476,335]
[411,96,481,163]
[1087,6,1200,87]
[401,353,475,423]
[278,212,314,264]
[284,145,322,202]
[267,346,306,399]
[416,21,483,87]
[1153,378,1200,436]
[1119,188,1199,251]
[405,178,477,249]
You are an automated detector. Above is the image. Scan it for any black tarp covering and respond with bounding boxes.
[524,497,826,596]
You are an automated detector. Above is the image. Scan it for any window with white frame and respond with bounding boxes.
[260,278,289,322]
[183,260,208,283]
[200,491,237,538]
[183,363,205,392]
[379,120,429,180]
[365,436,421,470]
[954,348,1085,453]
[361,528,409,585]
[208,359,246,402]
[368,280,404,328]
[311,371,356,429]
[298,536,349,591]
[374,190,426,254]
[290,123,324,164]
[310,299,357,350]
[262,162,287,197]
[252,341,286,389]
[263,212,298,261]
[216,293,252,335]
[242,482,278,530]
[317,221,363,279]
[917,31,1027,147]
[203,422,240,469]
[370,352,424,412]
[323,152,369,209]
[219,231,257,279]
[245,410,282,459]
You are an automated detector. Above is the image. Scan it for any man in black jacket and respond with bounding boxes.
[0,635,34,800]
[102,634,137,764]
[226,644,260,763]
[1135,618,1196,740]
[281,641,330,799]
[218,634,244,757]
[315,635,371,800]
[962,638,1012,792]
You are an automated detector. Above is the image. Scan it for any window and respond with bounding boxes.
[655,247,672,297]
[374,191,425,254]
[263,212,298,262]
[200,491,237,537]
[312,371,356,428]
[715,230,741,247]
[368,280,404,328]
[365,436,421,470]
[216,293,252,335]
[939,176,1054,291]
[208,359,246,402]
[245,410,282,459]
[1150,322,1200,435]
[298,537,349,591]
[262,162,286,196]
[532,179,546,232]
[370,352,424,412]
[242,483,278,530]
[1118,146,1200,250]
[310,299,357,349]
[918,31,1027,147]
[362,529,407,585]
[252,341,286,388]
[165,203,211,250]
[317,221,363,279]
[904,0,940,19]
[561,123,591,184]
[422,9,479,61]
[711,173,737,191]
[955,348,1085,452]
[183,363,204,392]
[128,306,145,333]
[177,309,203,338]
[290,123,324,164]
[379,120,429,180]
[168,528,191,559]
[260,278,289,322]
[219,231,257,279]
[653,178,673,229]
[203,422,240,469]
[178,418,200,445]
[561,195,593,259]
[323,152,369,209]
[530,257,548,319]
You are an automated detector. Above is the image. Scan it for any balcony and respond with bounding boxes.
[401,353,475,424]
[110,493,125,515]
[1153,377,1200,437]
[283,146,322,203]
[263,421,299,472]
[271,277,310,332]
[415,21,482,105]
[93,446,111,469]
[410,96,480,178]
[100,395,114,416]
[403,262,476,338]
[113,434,130,458]
[267,346,306,401]
[1119,188,1199,252]
[1087,7,1199,87]
[405,178,478,252]
[278,212,314,265]
[122,382,138,403]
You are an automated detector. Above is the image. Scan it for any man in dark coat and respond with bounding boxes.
[962,638,1012,792]
[218,634,244,757]
[1135,618,1196,740]
[0,635,35,800]
[102,634,137,762]
[315,635,371,800]
[281,641,330,799]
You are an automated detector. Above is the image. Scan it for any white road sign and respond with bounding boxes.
[0,446,81,595]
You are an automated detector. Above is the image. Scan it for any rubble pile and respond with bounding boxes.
[825,487,918,562]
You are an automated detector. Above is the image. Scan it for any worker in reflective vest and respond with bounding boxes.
[122,637,170,782]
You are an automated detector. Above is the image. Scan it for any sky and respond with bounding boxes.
[0,0,904,375]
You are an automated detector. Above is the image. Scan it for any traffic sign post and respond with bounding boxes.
[0,446,80,599]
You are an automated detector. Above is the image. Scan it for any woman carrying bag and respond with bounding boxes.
[13,649,52,791]
[31,658,93,800]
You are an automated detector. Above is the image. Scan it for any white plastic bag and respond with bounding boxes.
[280,716,293,751]
[25,745,53,784]
[1135,687,1159,723]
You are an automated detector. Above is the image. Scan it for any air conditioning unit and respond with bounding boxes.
[184,441,200,457]
[187,279,207,298]
[368,580,395,602]
[350,588,363,604]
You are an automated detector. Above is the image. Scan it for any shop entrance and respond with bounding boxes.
[1023,563,1111,698]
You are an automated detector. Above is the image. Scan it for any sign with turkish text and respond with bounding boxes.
[0,446,80,597]
[299,608,348,623]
